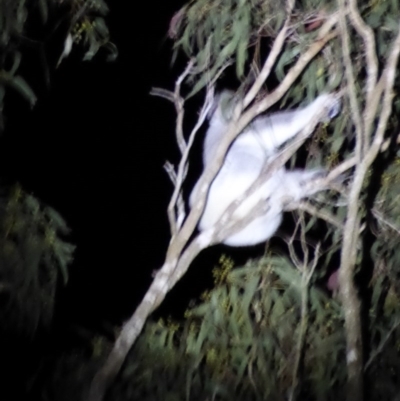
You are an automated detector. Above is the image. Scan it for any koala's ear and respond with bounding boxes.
[208,92,221,120]
[208,90,236,122]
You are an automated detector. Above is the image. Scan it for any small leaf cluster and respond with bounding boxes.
[0,0,115,132]
[0,184,75,336]
[68,0,117,62]
[171,0,285,94]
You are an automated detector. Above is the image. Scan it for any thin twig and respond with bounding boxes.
[175,59,195,154]
[338,19,400,401]
[288,219,303,269]
[163,161,186,230]
[372,209,400,235]
[338,0,363,161]
[364,319,400,371]
[347,0,378,144]
[167,88,215,236]
[166,61,231,235]
[299,213,309,267]
[293,201,344,229]
[289,241,321,401]
[243,0,296,108]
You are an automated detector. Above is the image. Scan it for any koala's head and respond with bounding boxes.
[209,90,242,123]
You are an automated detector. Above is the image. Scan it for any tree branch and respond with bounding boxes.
[243,0,296,108]
[288,228,321,401]
[338,0,363,161]
[291,201,344,229]
[347,0,378,153]
[338,16,400,401]
[88,13,340,401]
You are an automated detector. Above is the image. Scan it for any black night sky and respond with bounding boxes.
[0,0,189,333]
[0,0,265,343]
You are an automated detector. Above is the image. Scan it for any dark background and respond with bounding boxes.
[0,0,268,340]
[0,0,182,330]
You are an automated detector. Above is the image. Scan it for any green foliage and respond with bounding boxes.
[109,255,400,401]
[172,0,400,312]
[68,0,117,62]
[109,257,341,401]
[171,0,285,95]
[0,0,115,131]
[131,0,400,399]
[77,1,400,400]
[171,0,344,96]
[0,0,37,121]
[0,184,75,336]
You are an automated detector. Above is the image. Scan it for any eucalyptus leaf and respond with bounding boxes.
[8,75,37,107]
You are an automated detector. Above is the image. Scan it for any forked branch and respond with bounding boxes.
[88,10,341,401]
[337,0,400,398]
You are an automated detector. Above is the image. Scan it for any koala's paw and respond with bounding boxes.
[327,97,341,119]
[314,93,341,122]
[308,168,328,180]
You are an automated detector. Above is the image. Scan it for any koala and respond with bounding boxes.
[190,90,340,246]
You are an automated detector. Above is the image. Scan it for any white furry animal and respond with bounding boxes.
[190,90,340,247]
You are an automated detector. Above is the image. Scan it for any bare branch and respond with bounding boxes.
[151,61,196,155]
[346,0,380,153]
[88,14,340,401]
[163,161,177,185]
[150,87,175,102]
[288,240,321,401]
[243,0,296,108]
[167,88,215,236]
[364,319,400,371]
[292,201,344,229]
[380,131,400,152]
[166,60,232,235]
[288,220,304,269]
[299,213,310,267]
[338,0,363,161]
[348,0,378,108]
[252,17,339,116]
[164,161,186,230]
[174,59,196,154]
[372,209,400,235]
[327,156,357,181]
[338,20,400,401]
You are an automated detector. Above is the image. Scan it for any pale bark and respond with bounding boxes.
[87,12,341,401]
